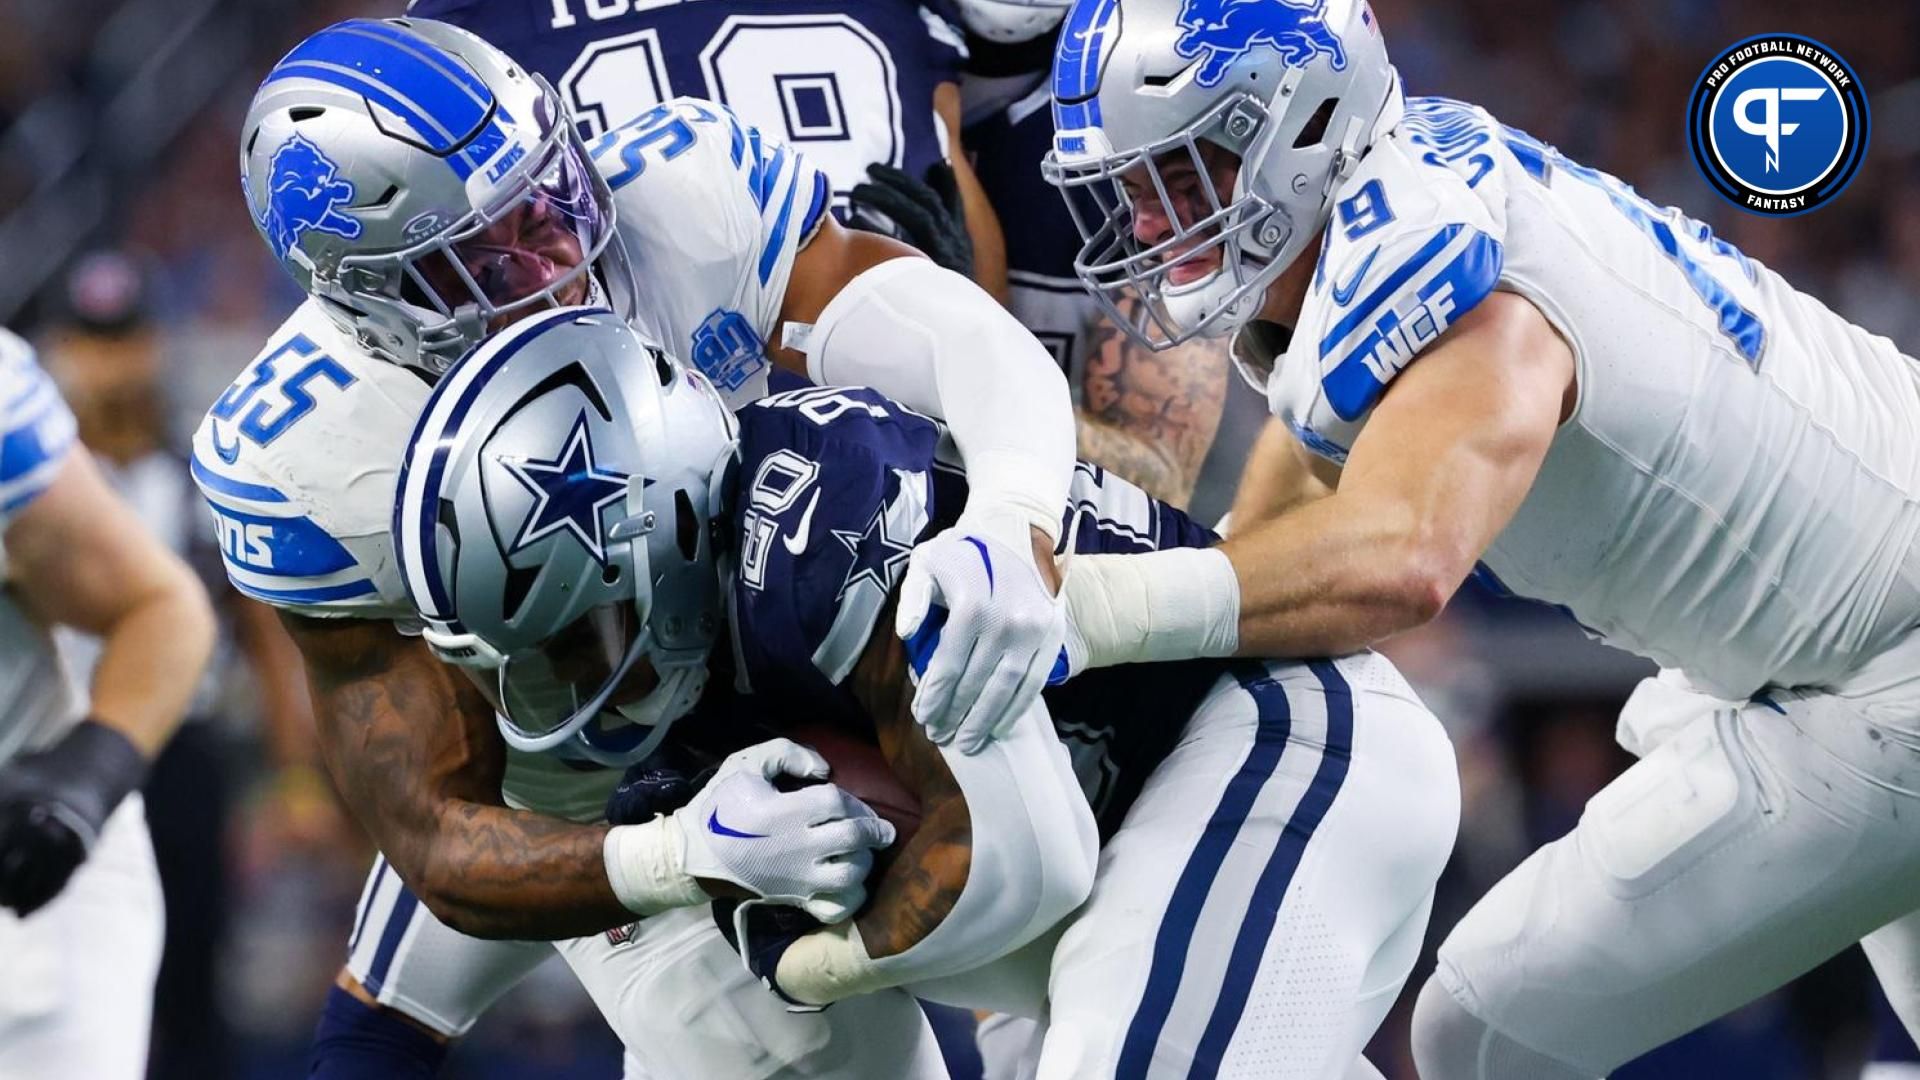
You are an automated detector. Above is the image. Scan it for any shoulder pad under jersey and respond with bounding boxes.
[189,301,431,621]
[593,99,830,409]
[0,328,77,532]
[1275,103,1509,454]
[727,387,939,708]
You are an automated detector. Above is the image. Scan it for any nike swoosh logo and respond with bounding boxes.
[708,810,768,839]
[963,535,994,593]
[1329,248,1379,307]
[210,422,242,465]
[782,489,821,555]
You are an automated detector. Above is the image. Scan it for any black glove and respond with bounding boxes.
[846,162,975,279]
[604,747,704,826]
[0,719,147,917]
[712,898,828,1011]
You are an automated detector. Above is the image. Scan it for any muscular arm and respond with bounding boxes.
[934,81,1009,304]
[10,449,214,757]
[1226,417,1337,533]
[846,613,970,958]
[1076,295,1231,507]
[284,613,635,940]
[1065,291,1574,668]
[1219,292,1570,653]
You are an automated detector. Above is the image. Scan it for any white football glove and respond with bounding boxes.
[896,510,1066,755]
[675,739,896,922]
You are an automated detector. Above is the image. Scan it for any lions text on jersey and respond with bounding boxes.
[408,0,966,200]
[1250,96,1920,701]
[0,329,83,766]
[192,102,826,818]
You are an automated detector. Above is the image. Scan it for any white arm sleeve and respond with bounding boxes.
[802,257,1075,540]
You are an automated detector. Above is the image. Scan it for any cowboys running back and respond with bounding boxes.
[975,0,1920,1075]
[400,309,1458,1078]
[198,16,1081,1076]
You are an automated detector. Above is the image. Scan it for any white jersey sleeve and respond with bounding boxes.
[591,98,830,409]
[0,328,78,533]
[1262,113,1509,461]
[189,301,431,621]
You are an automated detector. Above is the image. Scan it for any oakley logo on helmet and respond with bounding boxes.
[257,134,364,260]
[1174,0,1348,88]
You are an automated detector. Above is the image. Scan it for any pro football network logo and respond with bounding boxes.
[1687,34,1869,216]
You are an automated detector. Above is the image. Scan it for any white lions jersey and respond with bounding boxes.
[0,329,82,766]
[1245,96,1920,699]
[189,99,825,818]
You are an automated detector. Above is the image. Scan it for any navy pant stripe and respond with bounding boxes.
[1187,659,1356,1078]
[1115,661,1294,1079]
[346,857,389,956]
[363,878,421,996]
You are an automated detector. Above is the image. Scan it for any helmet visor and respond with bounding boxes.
[407,132,612,322]
[468,602,661,739]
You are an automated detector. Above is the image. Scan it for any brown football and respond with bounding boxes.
[780,721,923,850]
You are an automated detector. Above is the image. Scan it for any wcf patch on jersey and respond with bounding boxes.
[1687,34,1869,217]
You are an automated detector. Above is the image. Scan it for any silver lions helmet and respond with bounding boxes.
[1042,0,1399,346]
[394,307,737,766]
[241,18,635,375]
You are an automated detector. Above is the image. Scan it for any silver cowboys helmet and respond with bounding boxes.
[1042,0,1400,346]
[394,308,737,766]
[241,18,635,375]
[955,0,1074,45]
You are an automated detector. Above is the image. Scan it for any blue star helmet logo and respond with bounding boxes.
[1173,0,1348,88]
[257,133,365,261]
[503,412,634,565]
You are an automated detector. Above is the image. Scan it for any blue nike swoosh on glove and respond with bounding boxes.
[962,536,994,592]
[708,810,769,839]
[904,604,1072,686]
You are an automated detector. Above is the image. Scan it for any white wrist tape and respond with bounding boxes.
[776,920,889,1006]
[602,816,709,917]
[804,257,1074,540]
[1065,547,1242,669]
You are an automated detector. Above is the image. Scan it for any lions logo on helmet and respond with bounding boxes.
[1174,0,1348,87]
[256,133,364,260]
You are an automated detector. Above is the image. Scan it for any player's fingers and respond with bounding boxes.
[749,738,832,782]
[912,634,977,744]
[781,783,862,826]
[801,890,860,924]
[895,556,938,640]
[843,814,897,851]
[810,821,884,865]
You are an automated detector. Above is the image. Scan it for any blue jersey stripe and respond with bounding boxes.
[231,578,377,604]
[1116,665,1293,1077]
[347,857,390,955]
[1187,660,1354,1077]
[362,881,420,996]
[207,498,360,577]
[798,171,830,242]
[1317,225,1460,360]
[191,452,290,504]
[760,170,803,285]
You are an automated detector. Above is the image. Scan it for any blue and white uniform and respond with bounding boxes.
[725,386,1457,1077]
[193,111,947,1078]
[0,329,164,1080]
[408,0,967,203]
[1239,96,1920,1076]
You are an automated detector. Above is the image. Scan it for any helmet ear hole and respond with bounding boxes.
[653,349,675,387]
[674,489,700,562]
[1293,97,1340,149]
[602,563,622,585]
[289,106,325,123]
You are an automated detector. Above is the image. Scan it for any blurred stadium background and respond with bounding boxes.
[2,0,1917,1076]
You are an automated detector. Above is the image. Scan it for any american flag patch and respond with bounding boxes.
[605,921,640,947]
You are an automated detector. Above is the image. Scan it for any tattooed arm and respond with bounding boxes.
[765,604,1096,1005]
[286,613,634,940]
[1076,295,1232,507]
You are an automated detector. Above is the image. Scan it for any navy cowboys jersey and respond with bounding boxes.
[408,0,967,201]
[725,385,1219,833]
[963,73,1099,381]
